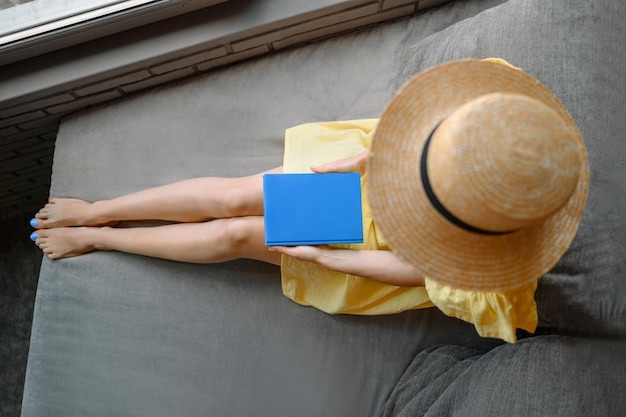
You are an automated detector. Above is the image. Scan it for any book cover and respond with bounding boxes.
[263,173,364,246]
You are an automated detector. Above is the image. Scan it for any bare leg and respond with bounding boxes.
[34,216,281,265]
[33,167,283,228]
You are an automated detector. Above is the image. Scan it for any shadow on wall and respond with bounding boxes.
[0,211,43,416]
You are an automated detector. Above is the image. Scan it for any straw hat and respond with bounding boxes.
[368,59,589,291]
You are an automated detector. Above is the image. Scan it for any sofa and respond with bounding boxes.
[21,0,625,415]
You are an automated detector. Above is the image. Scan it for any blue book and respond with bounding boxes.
[263,173,364,246]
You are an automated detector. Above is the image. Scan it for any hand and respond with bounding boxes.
[310,150,369,174]
[269,245,331,264]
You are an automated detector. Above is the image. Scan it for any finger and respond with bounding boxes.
[311,156,359,173]
[268,245,321,262]
[311,162,344,173]
[267,246,297,256]
[269,244,330,251]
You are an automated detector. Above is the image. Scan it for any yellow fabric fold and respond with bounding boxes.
[482,57,522,71]
[425,279,538,343]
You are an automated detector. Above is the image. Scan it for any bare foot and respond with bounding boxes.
[33,227,102,259]
[32,198,105,229]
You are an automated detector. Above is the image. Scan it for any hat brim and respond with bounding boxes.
[368,60,589,291]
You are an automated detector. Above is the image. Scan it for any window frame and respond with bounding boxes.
[0,0,229,65]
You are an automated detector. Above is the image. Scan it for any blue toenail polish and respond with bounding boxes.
[30,232,38,241]
[30,219,38,227]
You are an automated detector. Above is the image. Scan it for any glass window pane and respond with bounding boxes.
[0,0,159,43]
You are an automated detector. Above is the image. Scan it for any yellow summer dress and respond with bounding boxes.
[281,120,434,316]
[280,60,538,343]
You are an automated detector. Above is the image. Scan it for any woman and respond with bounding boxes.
[30,59,589,342]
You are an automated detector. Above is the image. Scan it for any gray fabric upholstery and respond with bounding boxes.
[22,2,509,416]
[22,0,625,416]
[29,253,497,416]
[379,1,626,414]
[400,0,626,336]
[384,336,626,417]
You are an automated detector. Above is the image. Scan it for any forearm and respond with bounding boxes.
[319,249,424,287]
[272,246,424,287]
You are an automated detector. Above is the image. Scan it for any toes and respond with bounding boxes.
[30,231,58,259]
[37,239,51,254]
[33,206,54,227]
[31,217,49,229]
[32,230,49,243]
[33,208,49,226]
[39,200,56,213]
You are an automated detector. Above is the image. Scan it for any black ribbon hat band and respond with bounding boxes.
[420,122,512,236]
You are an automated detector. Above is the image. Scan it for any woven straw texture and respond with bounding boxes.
[368,60,589,291]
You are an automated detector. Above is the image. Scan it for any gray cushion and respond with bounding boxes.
[380,1,626,415]
[399,0,626,336]
[383,336,626,417]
